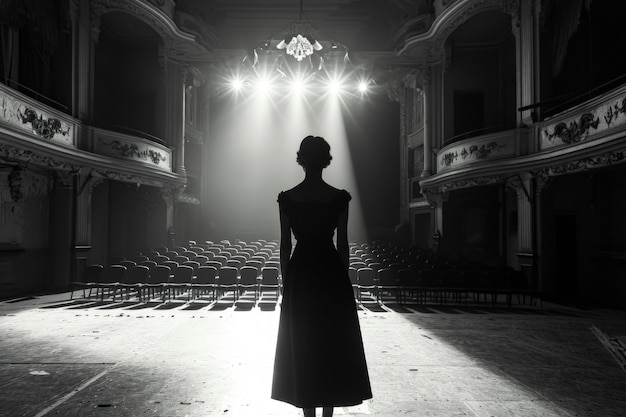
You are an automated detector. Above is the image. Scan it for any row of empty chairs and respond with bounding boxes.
[72,239,539,307]
[347,242,540,306]
[72,239,282,304]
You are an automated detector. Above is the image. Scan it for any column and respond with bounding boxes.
[514,0,536,125]
[506,172,534,279]
[165,60,187,174]
[420,66,433,177]
[72,169,103,281]
[161,186,184,248]
[50,173,75,290]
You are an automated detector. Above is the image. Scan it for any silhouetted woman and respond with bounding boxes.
[271,136,372,417]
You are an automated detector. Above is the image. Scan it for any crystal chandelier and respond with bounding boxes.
[277,34,323,62]
[242,0,349,73]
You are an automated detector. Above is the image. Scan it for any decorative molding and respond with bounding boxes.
[440,141,506,167]
[0,88,76,147]
[17,108,71,140]
[178,193,200,205]
[104,140,167,166]
[604,97,626,128]
[90,0,214,62]
[93,128,172,171]
[540,93,626,150]
[0,143,78,171]
[543,113,600,145]
[440,173,508,192]
[400,0,520,60]
[538,149,626,177]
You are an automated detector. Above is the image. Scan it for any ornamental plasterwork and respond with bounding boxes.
[435,0,519,44]
[537,149,626,177]
[541,95,626,150]
[440,141,507,169]
[401,0,519,60]
[100,170,180,189]
[94,130,171,171]
[90,0,213,61]
[439,173,508,192]
[0,143,77,171]
[1,91,75,147]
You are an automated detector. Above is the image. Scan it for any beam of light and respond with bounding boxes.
[206,77,368,243]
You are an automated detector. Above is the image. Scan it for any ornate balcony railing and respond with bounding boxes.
[90,127,172,172]
[538,84,626,152]
[437,128,521,172]
[0,83,77,148]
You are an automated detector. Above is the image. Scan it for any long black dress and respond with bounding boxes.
[271,189,372,408]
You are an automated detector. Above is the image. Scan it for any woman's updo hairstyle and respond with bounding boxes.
[297,135,332,169]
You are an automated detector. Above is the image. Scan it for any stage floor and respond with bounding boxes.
[1,293,625,417]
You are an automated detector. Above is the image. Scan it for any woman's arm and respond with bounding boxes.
[279,205,292,280]
[336,205,349,270]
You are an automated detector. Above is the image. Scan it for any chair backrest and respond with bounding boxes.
[102,265,127,283]
[132,255,149,263]
[264,261,280,270]
[188,246,205,255]
[127,265,150,284]
[139,260,158,269]
[350,261,368,270]
[153,255,169,264]
[172,265,194,284]
[82,264,103,283]
[206,260,223,269]
[261,267,279,285]
[240,266,259,285]
[119,260,136,269]
[378,268,399,285]
[245,260,263,271]
[213,255,228,266]
[172,256,190,264]
[162,260,179,270]
[226,259,242,269]
[182,261,201,274]
[218,266,238,286]
[357,267,375,286]
[148,265,171,284]
[144,251,160,259]
[164,251,179,258]
[192,255,210,265]
[195,266,218,284]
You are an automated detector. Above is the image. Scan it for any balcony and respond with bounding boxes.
[0,83,78,149]
[437,129,522,173]
[0,83,181,187]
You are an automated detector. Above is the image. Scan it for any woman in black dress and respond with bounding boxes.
[271,136,372,417]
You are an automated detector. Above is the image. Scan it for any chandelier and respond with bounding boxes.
[243,1,350,75]
[277,34,322,62]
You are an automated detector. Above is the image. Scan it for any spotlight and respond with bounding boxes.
[358,80,369,94]
[327,77,344,95]
[229,77,244,92]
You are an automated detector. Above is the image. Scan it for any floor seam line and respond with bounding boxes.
[32,363,118,417]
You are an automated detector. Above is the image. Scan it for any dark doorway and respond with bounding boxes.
[554,213,578,303]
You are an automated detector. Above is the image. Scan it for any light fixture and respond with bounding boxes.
[243,0,349,74]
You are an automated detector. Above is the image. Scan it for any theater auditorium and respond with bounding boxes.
[1,0,625,416]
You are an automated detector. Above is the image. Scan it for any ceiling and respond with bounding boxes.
[177,0,419,52]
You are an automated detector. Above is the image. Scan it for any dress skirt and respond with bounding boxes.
[271,240,372,408]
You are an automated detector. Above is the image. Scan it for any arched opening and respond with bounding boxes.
[442,10,516,145]
[93,12,166,142]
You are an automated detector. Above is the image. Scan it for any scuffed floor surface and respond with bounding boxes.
[1,294,625,417]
